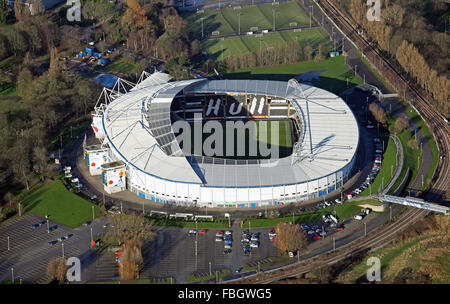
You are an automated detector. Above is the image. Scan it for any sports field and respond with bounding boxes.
[180,119,293,159]
[203,28,333,60]
[182,1,311,39]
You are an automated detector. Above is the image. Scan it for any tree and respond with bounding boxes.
[274,222,308,254]
[304,45,313,61]
[46,257,68,283]
[369,102,387,125]
[0,0,9,25]
[190,40,202,57]
[394,117,407,134]
[17,68,34,101]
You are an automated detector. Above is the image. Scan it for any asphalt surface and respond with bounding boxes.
[0,213,108,283]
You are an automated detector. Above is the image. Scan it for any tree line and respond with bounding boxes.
[341,0,449,114]
[215,42,325,72]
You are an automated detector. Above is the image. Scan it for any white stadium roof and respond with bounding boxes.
[102,72,359,187]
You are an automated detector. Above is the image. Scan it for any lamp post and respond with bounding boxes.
[201,17,204,38]
[237,13,241,36]
[7,236,10,251]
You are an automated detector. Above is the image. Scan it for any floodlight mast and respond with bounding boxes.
[288,79,314,163]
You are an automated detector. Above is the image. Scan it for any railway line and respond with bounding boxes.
[237,207,425,284]
[316,0,449,204]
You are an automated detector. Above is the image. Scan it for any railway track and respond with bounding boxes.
[316,0,449,204]
[242,207,425,284]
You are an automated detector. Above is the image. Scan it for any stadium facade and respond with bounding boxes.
[88,72,359,208]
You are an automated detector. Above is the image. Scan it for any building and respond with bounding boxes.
[89,71,360,208]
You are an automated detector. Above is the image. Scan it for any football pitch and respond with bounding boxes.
[182,1,311,40]
[203,28,333,61]
[180,119,294,160]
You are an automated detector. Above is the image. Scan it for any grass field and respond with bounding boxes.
[225,56,362,94]
[182,1,311,40]
[203,28,333,60]
[104,58,137,74]
[182,119,293,159]
[22,180,102,227]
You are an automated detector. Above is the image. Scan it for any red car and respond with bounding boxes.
[313,234,321,239]
[336,226,344,231]
[198,229,207,234]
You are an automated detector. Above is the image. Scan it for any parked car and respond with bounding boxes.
[354,215,363,220]
[215,237,223,242]
[288,251,294,258]
[336,225,344,231]
[250,242,259,248]
[224,244,232,249]
[57,236,66,242]
[48,241,57,246]
[82,222,90,226]
[198,229,207,234]
[31,224,38,229]
[225,230,232,235]
[188,229,197,236]
[216,231,224,237]
[243,246,251,254]
[313,234,321,239]
[223,249,232,254]
[324,201,331,207]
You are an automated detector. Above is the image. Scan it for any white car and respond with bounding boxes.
[335,199,342,204]
[225,230,232,235]
[354,215,363,220]
[188,229,197,235]
[224,244,232,249]
[366,125,375,129]
[324,201,331,207]
[250,242,259,248]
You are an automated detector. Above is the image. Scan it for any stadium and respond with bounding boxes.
[88,71,360,208]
